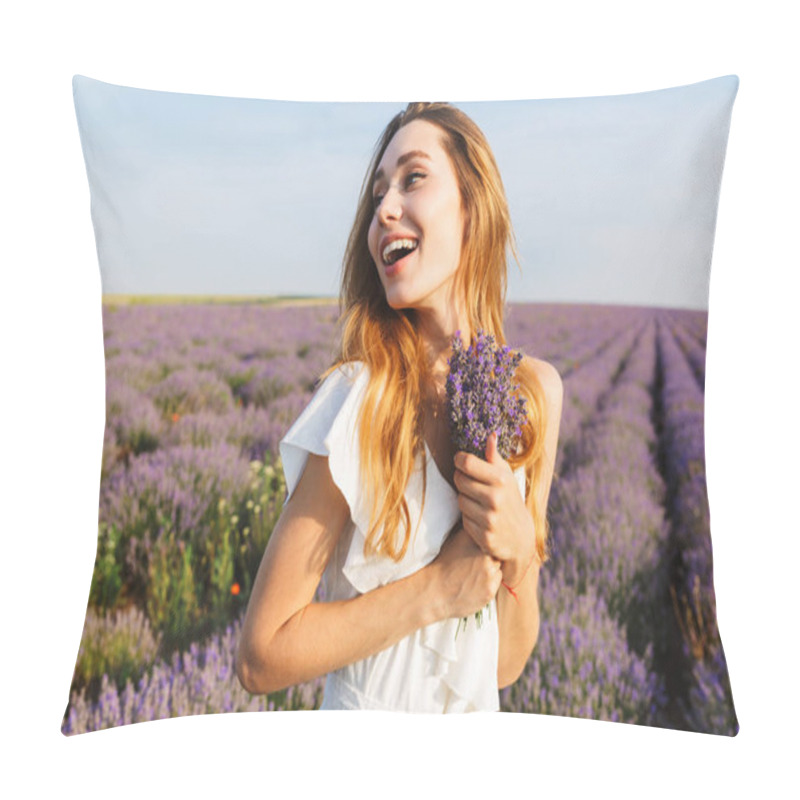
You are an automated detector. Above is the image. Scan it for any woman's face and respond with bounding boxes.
[368,119,466,313]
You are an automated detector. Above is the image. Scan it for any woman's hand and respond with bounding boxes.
[453,432,537,587]
[428,523,504,620]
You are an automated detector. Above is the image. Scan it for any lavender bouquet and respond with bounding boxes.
[446,330,527,634]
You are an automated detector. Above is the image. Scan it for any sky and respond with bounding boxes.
[74,74,737,309]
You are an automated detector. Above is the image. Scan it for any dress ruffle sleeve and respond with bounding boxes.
[279,360,374,553]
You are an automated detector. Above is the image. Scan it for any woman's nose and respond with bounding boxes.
[377,187,402,224]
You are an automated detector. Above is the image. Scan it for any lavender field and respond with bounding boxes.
[62,300,737,735]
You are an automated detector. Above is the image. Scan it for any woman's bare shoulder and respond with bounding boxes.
[521,355,562,460]
[521,355,563,404]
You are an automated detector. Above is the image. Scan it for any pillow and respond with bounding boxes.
[64,74,739,735]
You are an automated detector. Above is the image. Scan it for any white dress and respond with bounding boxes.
[278,360,527,713]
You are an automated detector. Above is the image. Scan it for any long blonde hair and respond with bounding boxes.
[319,102,551,566]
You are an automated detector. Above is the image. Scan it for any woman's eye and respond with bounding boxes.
[373,172,424,209]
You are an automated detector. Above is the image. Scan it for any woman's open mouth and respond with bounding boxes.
[382,238,418,276]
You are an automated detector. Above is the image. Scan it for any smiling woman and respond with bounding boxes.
[236,102,562,712]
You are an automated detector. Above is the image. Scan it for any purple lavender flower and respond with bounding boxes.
[446,330,527,460]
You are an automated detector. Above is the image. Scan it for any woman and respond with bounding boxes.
[235,102,562,712]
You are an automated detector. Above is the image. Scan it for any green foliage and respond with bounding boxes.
[238,457,286,595]
[127,428,160,455]
[90,524,124,610]
[145,522,200,649]
[226,367,256,395]
[249,376,294,407]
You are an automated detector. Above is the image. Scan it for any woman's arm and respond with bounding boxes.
[496,358,562,687]
[451,356,562,689]
[236,451,501,695]
[496,557,541,689]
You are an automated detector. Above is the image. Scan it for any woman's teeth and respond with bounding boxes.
[383,238,418,265]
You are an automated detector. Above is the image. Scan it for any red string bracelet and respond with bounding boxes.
[501,580,520,602]
[501,552,538,603]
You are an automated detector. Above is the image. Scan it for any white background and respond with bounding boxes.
[2,1,796,797]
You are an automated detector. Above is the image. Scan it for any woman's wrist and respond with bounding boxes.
[501,548,539,592]
[413,561,450,626]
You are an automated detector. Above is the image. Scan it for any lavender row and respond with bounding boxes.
[501,569,666,723]
[672,308,708,348]
[667,316,707,389]
[549,323,671,639]
[655,319,737,735]
[556,319,648,457]
[656,322,711,596]
[502,322,671,723]
[507,303,651,378]
[63,614,324,735]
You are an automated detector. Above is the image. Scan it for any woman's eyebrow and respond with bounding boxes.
[373,150,432,186]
